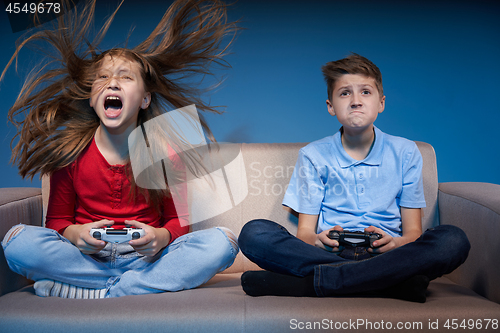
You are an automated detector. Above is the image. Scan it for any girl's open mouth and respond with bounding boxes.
[104,96,123,118]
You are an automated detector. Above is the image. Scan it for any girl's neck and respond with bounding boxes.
[94,125,131,165]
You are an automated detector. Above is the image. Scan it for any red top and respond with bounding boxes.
[45,137,189,244]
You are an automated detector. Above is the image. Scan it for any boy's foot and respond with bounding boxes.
[379,275,430,303]
[241,270,316,297]
[241,271,429,302]
[34,280,107,299]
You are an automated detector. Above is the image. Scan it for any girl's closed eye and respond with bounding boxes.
[96,72,109,80]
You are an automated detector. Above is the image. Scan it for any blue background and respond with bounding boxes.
[1,0,499,188]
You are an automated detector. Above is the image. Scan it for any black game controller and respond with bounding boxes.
[327,230,382,248]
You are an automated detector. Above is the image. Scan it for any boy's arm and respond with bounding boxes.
[297,213,341,250]
[367,207,422,253]
[395,207,423,247]
[297,213,319,246]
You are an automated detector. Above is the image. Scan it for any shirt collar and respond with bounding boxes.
[333,126,384,168]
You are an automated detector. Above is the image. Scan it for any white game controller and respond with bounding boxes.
[90,227,145,243]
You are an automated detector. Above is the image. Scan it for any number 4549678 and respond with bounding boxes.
[5,2,61,14]
[444,319,498,330]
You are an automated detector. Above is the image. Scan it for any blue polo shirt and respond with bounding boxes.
[282,126,426,237]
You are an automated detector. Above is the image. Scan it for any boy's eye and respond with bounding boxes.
[361,90,371,95]
[340,91,350,96]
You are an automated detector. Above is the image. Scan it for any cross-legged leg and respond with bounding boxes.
[107,227,238,297]
[314,225,470,296]
[2,225,120,289]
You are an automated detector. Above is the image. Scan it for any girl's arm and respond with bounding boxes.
[127,192,189,257]
[63,219,113,254]
[128,153,190,257]
[160,189,190,243]
[159,151,190,243]
[126,220,171,257]
[45,166,77,234]
[47,165,110,254]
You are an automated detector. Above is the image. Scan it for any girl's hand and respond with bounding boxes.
[63,219,114,254]
[125,220,171,257]
[316,225,343,252]
[365,226,396,254]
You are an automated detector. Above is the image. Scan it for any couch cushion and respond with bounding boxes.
[0,275,498,333]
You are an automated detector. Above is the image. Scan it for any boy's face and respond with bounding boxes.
[326,74,385,133]
[90,55,151,135]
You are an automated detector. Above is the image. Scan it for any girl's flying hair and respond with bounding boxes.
[1,0,237,208]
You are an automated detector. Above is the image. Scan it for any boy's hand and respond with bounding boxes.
[365,226,396,253]
[126,220,171,257]
[63,219,114,254]
[316,225,344,252]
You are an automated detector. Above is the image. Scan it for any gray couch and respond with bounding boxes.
[1,142,500,333]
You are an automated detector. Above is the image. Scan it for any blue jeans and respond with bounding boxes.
[2,225,238,298]
[238,219,470,296]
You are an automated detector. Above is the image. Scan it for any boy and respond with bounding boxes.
[238,54,470,302]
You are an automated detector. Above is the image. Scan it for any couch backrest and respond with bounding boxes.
[187,141,439,233]
[41,141,439,272]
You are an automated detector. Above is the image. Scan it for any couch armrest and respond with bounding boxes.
[0,187,43,296]
[438,182,500,304]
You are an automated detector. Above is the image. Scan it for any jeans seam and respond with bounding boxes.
[314,266,323,297]
[105,276,120,298]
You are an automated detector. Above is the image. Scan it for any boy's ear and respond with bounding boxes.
[326,99,336,116]
[379,95,386,114]
[141,92,151,109]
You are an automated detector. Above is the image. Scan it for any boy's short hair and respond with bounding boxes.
[322,53,383,101]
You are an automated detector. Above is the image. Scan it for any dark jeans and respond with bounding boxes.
[238,219,470,297]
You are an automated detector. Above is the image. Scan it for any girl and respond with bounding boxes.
[1,0,239,298]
